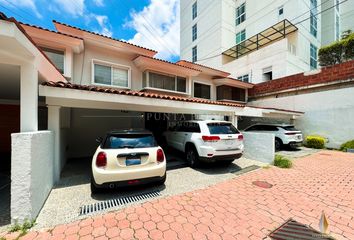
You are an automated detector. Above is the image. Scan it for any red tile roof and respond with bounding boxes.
[176,60,230,77]
[41,81,245,108]
[134,55,202,72]
[20,22,83,40]
[52,20,158,55]
[0,13,65,80]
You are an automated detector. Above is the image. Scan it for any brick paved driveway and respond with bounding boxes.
[4,150,354,240]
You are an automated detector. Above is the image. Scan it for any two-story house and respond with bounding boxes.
[0,13,302,223]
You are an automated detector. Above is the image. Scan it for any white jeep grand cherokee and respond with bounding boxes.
[91,130,166,193]
[163,120,244,167]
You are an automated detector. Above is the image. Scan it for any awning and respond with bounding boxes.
[223,19,298,59]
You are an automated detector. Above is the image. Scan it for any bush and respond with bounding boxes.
[319,32,354,66]
[274,155,292,168]
[306,135,326,149]
[340,140,354,152]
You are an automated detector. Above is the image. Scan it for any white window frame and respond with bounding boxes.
[236,3,246,26]
[192,80,212,100]
[192,24,197,41]
[192,46,197,62]
[310,44,318,70]
[236,29,246,44]
[310,0,318,38]
[143,70,189,95]
[41,46,66,75]
[192,1,197,20]
[91,59,131,89]
[237,74,249,83]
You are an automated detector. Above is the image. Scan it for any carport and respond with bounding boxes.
[39,81,244,183]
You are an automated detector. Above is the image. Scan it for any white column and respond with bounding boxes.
[231,115,238,128]
[20,64,38,132]
[64,47,73,80]
[48,105,61,182]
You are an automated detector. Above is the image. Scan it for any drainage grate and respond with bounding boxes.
[230,165,260,175]
[79,191,160,216]
[269,219,334,239]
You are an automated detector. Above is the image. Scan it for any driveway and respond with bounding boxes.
[3,150,352,240]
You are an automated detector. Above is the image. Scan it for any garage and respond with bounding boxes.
[39,81,241,187]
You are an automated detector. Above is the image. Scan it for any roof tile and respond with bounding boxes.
[42,81,245,108]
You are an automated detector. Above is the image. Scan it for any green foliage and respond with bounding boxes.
[340,140,354,152]
[9,219,36,237]
[274,155,292,168]
[319,32,354,66]
[306,135,326,149]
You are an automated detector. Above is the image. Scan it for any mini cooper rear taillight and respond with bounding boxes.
[238,134,244,140]
[157,149,165,163]
[96,152,107,168]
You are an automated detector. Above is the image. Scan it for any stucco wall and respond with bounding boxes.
[250,86,354,148]
[242,132,275,164]
[11,131,54,222]
[67,108,144,158]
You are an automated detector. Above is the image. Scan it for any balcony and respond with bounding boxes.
[223,19,298,59]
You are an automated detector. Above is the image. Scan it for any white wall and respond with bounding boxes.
[67,108,144,158]
[250,86,354,148]
[242,132,275,164]
[11,131,54,222]
[181,0,323,82]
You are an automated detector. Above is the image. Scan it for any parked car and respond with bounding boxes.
[163,120,244,167]
[243,124,303,150]
[91,129,166,193]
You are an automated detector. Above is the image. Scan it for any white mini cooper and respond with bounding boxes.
[91,130,166,193]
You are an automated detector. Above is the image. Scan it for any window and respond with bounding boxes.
[192,46,197,62]
[176,122,201,133]
[103,134,157,149]
[192,1,197,20]
[262,66,273,81]
[93,62,129,88]
[41,48,64,74]
[310,0,318,37]
[278,6,284,16]
[217,85,246,102]
[236,29,246,44]
[237,74,249,83]
[145,71,187,93]
[310,43,318,69]
[236,3,246,26]
[192,24,197,41]
[207,122,240,134]
[194,82,211,99]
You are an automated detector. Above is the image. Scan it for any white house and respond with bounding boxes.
[180,0,353,83]
[0,13,302,223]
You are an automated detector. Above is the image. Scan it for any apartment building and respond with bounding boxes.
[180,0,352,84]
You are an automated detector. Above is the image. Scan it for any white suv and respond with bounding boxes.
[244,124,303,150]
[163,120,244,167]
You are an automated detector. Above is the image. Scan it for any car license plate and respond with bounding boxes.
[226,140,234,145]
[126,158,141,166]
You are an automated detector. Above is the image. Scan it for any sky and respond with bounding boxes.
[0,0,180,61]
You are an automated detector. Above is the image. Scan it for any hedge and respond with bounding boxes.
[306,135,326,149]
[319,32,354,66]
[340,140,354,152]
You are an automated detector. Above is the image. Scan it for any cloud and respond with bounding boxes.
[52,0,84,16]
[0,0,42,18]
[93,14,113,37]
[125,0,180,60]
[93,0,104,7]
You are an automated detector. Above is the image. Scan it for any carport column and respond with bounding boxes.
[231,115,238,128]
[48,105,61,183]
[20,64,38,132]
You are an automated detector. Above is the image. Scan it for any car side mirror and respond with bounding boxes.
[96,137,103,144]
